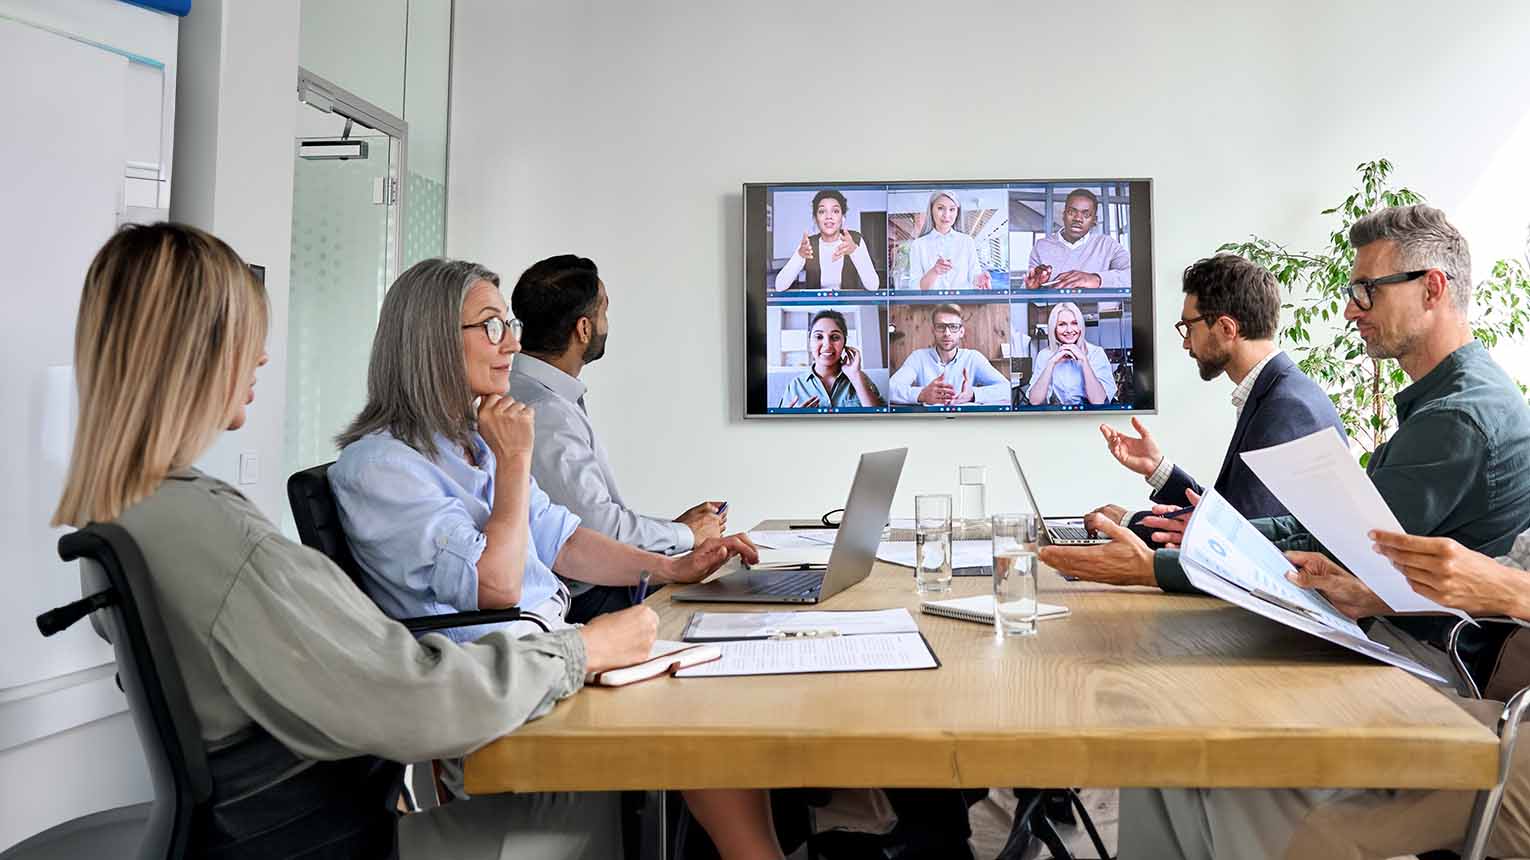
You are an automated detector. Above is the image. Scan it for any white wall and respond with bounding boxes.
[174,0,302,523]
[447,0,1530,530]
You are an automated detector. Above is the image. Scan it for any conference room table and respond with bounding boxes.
[465,522,1499,803]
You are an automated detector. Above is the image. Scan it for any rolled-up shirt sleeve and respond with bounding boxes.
[330,455,484,614]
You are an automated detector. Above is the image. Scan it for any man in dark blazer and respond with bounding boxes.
[1091,254,1345,543]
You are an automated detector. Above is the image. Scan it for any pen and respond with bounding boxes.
[716,501,729,516]
[765,628,840,640]
[1158,505,1196,520]
[634,570,652,604]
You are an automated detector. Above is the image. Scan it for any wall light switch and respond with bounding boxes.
[238,452,259,485]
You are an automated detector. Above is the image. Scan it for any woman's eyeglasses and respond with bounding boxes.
[462,317,523,345]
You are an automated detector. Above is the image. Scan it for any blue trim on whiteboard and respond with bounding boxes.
[119,0,191,16]
[0,13,168,69]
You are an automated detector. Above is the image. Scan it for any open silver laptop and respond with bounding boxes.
[672,447,907,604]
[1007,446,1110,546]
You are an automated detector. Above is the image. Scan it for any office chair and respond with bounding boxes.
[287,463,538,635]
[21,524,402,860]
[1439,616,1530,860]
[997,788,1111,860]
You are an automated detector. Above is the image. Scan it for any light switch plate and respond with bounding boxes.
[238,451,259,486]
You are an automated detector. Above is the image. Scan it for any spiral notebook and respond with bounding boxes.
[919,594,1070,625]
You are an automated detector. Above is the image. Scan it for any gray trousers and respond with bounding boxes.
[398,791,620,860]
[1119,621,1530,860]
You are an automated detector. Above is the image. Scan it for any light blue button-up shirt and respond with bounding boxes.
[777,370,881,408]
[330,430,579,644]
[888,347,1009,405]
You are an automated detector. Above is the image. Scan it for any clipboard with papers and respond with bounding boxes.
[1179,489,1450,685]
[673,608,940,677]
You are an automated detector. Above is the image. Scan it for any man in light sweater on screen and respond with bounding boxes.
[1025,188,1132,290]
[508,254,725,623]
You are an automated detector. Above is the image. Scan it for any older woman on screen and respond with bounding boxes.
[52,222,660,858]
[329,259,785,859]
[779,309,884,408]
[773,189,880,291]
[1027,301,1117,406]
[905,189,992,291]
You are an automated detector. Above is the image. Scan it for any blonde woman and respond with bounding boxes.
[1027,301,1116,406]
[52,222,659,859]
[905,190,991,290]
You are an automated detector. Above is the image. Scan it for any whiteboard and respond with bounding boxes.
[0,17,128,690]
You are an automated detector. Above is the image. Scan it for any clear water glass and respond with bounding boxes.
[992,513,1040,637]
[914,493,953,594]
[960,462,985,523]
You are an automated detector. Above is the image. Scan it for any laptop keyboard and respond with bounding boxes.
[748,571,824,597]
[1051,525,1096,541]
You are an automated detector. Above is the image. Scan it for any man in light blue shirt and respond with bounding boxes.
[510,254,725,622]
[888,303,1010,405]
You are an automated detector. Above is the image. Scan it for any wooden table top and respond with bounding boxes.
[466,529,1498,794]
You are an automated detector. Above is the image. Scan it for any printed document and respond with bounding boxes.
[681,608,919,641]
[1240,429,1467,620]
[674,631,937,677]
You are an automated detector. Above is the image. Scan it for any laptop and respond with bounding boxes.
[1007,446,1110,546]
[672,447,907,604]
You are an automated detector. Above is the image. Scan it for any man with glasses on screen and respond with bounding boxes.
[888,303,1009,406]
[1024,188,1132,290]
[1044,205,1530,859]
[1087,254,1343,544]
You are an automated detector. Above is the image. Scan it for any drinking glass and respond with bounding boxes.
[913,494,953,594]
[992,513,1040,637]
[957,465,987,537]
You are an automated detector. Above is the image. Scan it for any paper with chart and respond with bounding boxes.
[673,631,938,677]
[875,540,991,570]
[1240,428,1468,620]
[1180,489,1367,640]
[681,608,920,641]
[1179,488,1447,683]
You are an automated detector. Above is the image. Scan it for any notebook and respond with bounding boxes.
[586,640,723,687]
[919,594,1070,625]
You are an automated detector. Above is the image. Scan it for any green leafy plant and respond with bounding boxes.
[1218,159,1530,464]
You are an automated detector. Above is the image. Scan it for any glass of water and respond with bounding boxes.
[992,513,1040,637]
[914,493,953,594]
[957,465,987,538]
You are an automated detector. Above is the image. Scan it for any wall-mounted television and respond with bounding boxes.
[744,179,1156,418]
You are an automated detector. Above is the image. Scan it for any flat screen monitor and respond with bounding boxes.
[743,179,1156,418]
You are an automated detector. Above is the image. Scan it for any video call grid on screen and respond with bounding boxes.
[744,179,1156,418]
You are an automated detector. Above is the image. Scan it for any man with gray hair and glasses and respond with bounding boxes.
[1044,204,1530,858]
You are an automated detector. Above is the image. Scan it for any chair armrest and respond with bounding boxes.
[399,607,550,634]
[1448,616,1530,699]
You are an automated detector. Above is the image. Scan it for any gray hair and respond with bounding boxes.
[336,257,500,458]
[1349,204,1472,314]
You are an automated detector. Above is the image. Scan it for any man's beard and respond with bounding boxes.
[583,331,608,363]
[1194,346,1230,381]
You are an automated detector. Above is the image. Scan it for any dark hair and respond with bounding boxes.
[1064,188,1099,211]
[811,189,848,221]
[809,308,847,336]
[510,254,601,355]
[1180,254,1279,340]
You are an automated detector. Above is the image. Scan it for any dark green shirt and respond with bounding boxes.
[1155,342,1530,647]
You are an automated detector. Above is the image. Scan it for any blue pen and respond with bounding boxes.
[633,570,652,604]
[716,501,729,516]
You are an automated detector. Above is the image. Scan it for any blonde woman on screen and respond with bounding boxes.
[52,222,661,859]
[1027,301,1116,406]
[905,190,991,290]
